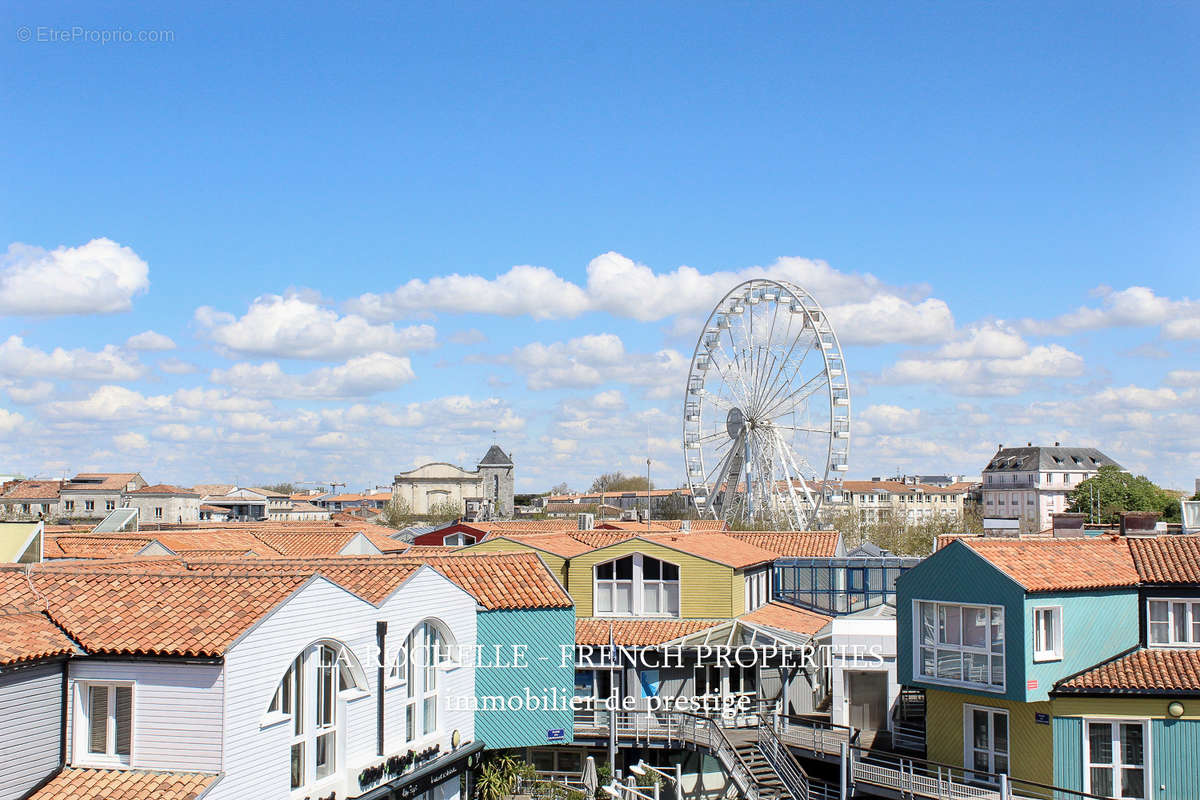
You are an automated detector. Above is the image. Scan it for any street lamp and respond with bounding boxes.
[627,760,682,800]
[603,782,657,800]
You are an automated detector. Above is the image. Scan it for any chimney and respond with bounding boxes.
[1051,512,1086,538]
[1120,511,1159,537]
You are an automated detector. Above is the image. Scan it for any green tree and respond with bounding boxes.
[1067,465,1179,524]
[426,499,463,525]
[474,752,536,800]
[379,497,411,529]
[261,482,296,495]
[549,482,572,495]
[589,472,653,493]
[656,492,693,520]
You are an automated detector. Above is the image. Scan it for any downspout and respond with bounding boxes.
[58,661,68,767]
[376,620,387,756]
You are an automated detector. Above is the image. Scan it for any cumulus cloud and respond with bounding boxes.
[347,252,952,345]
[0,336,144,381]
[933,323,1029,359]
[114,432,149,450]
[44,386,171,421]
[857,404,924,435]
[1020,286,1200,339]
[158,358,200,375]
[1166,369,1200,387]
[0,238,149,315]
[195,294,436,360]
[0,408,25,435]
[506,333,688,395]
[449,329,488,345]
[125,330,176,351]
[350,266,590,321]
[210,353,416,398]
[880,344,1085,396]
[6,381,54,404]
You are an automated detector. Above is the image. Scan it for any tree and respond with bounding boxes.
[826,507,982,556]
[426,500,463,525]
[474,752,536,800]
[656,492,693,520]
[589,471,653,493]
[1068,465,1180,524]
[261,482,296,495]
[379,497,411,529]
[549,482,572,495]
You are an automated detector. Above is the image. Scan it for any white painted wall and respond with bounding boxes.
[214,567,477,800]
[67,659,224,772]
[124,495,201,524]
[818,616,898,732]
[0,663,62,800]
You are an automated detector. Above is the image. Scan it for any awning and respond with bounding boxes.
[355,741,485,800]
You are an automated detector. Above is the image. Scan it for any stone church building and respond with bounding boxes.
[391,445,515,519]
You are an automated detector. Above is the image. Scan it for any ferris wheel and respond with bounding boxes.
[682,279,850,529]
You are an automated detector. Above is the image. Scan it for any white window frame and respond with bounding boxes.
[963,704,1009,781]
[1032,605,1063,662]
[913,600,1005,692]
[593,553,680,617]
[1147,598,1200,647]
[442,533,474,546]
[73,681,134,768]
[1083,718,1150,800]
[745,569,770,612]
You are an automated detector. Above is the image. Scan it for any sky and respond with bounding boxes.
[1,2,1197,494]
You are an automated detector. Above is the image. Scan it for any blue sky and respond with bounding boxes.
[1,2,1197,492]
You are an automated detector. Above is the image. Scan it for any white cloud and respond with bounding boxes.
[449,329,488,345]
[158,358,200,375]
[0,238,149,315]
[1021,286,1200,339]
[44,386,171,421]
[347,252,952,345]
[172,387,270,412]
[880,344,1085,396]
[114,432,149,450]
[350,265,590,321]
[1166,369,1200,387]
[506,333,688,395]
[857,404,923,435]
[125,330,176,351]
[934,324,1029,359]
[0,408,24,435]
[0,336,144,381]
[195,294,436,360]
[6,381,54,404]
[210,353,416,398]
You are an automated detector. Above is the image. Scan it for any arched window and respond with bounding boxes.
[267,641,366,791]
[387,620,456,744]
[594,554,680,617]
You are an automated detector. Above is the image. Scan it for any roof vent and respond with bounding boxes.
[1120,512,1160,537]
[1051,512,1086,538]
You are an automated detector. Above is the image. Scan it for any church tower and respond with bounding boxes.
[477,445,515,518]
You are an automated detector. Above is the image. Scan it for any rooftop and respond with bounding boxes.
[984,446,1121,472]
[1056,648,1200,694]
[28,768,219,800]
[1128,535,1200,584]
[960,536,1139,592]
[0,480,63,500]
[576,617,722,646]
[0,610,79,666]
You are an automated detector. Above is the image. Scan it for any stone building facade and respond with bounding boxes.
[392,445,515,519]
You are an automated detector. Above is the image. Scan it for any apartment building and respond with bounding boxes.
[823,478,973,524]
[0,480,63,519]
[58,473,147,520]
[982,445,1121,531]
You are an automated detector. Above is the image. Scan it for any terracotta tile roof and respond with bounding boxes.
[44,536,155,559]
[1056,648,1200,694]
[403,544,459,555]
[1128,536,1200,584]
[740,602,832,635]
[64,473,140,492]
[31,571,309,656]
[1,480,63,500]
[396,552,572,610]
[724,532,840,558]
[593,519,727,531]
[575,617,722,646]
[127,484,199,496]
[485,533,597,558]
[0,610,79,665]
[29,768,218,799]
[464,520,577,533]
[46,526,408,561]
[960,537,1139,592]
[639,532,776,568]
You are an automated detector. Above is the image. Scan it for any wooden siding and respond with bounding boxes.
[1053,697,1200,720]
[924,688,1053,786]
[896,541,1026,701]
[1151,718,1200,800]
[0,663,62,800]
[567,540,738,618]
[1051,715,1083,792]
[69,659,223,773]
[474,608,575,749]
[216,568,477,800]
[1023,590,1138,703]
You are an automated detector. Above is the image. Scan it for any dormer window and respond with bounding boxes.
[594,554,680,617]
[1148,600,1200,647]
[75,682,133,767]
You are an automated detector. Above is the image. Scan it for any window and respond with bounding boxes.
[85,500,95,511]
[154,507,163,519]
[1086,720,1148,799]
[106,500,116,511]
[64,500,75,512]
[594,554,680,616]
[964,705,1008,780]
[915,601,1004,691]
[1148,599,1200,646]
[267,642,365,791]
[79,684,132,765]
[1033,606,1063,661]
[394,619,454,745]
[442,533,474,546]
[745,569,770,611]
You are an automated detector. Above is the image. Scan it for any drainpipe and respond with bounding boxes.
[376,620,387,756]
[59,661,68,767]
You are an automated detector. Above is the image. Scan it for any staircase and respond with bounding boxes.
[729,730,788,800]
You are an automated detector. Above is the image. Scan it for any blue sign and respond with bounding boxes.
[1035,713,1050,725]
[547,729,565,740]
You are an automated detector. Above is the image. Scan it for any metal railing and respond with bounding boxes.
[890,719,925,753]
[757,721,810,800]
[774,714,857,758]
